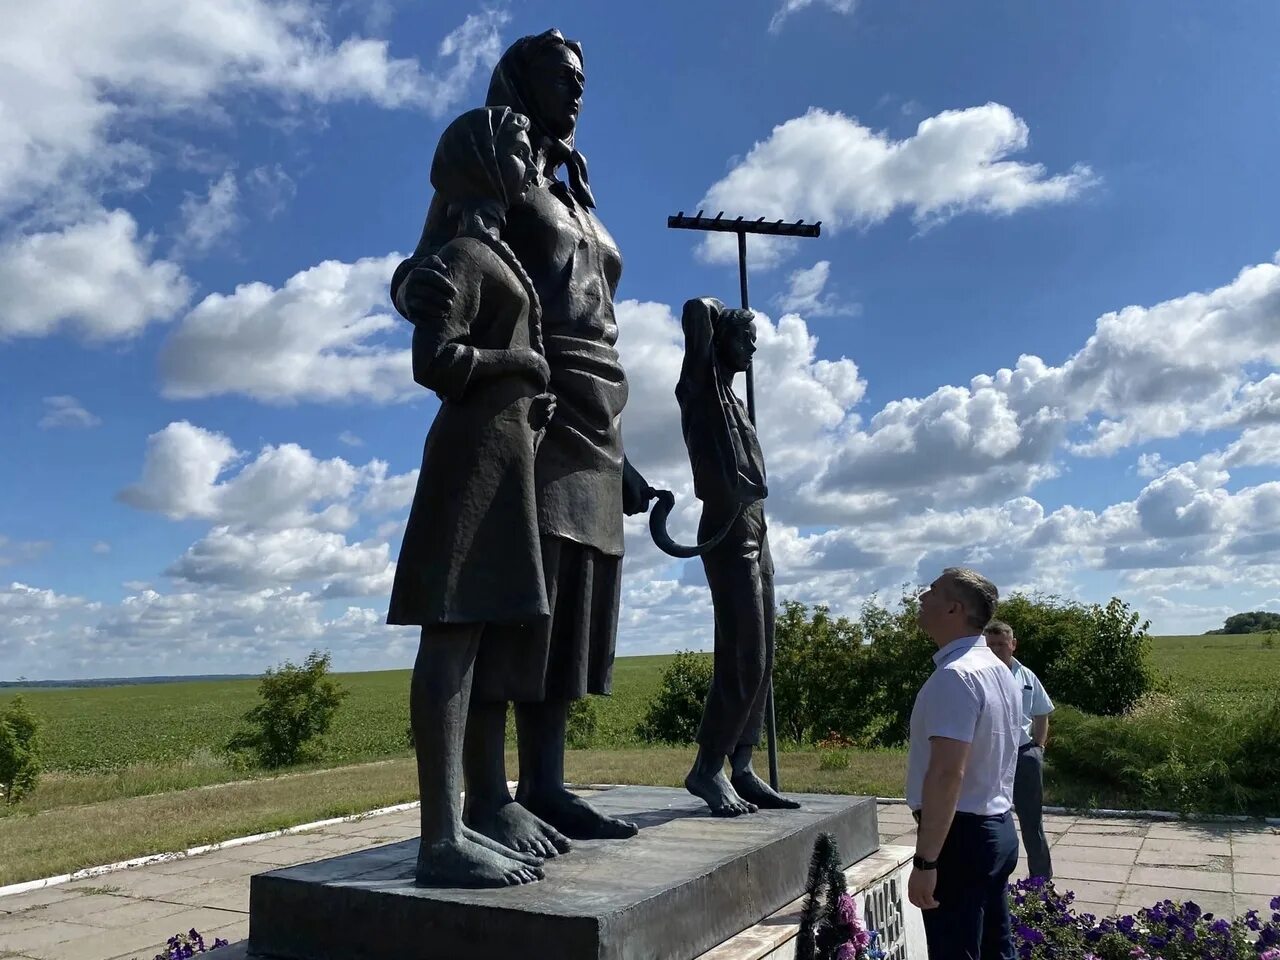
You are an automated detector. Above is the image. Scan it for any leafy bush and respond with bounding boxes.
[1009,878,1280,959]
[817,733,855,770]
[636,591,1154,750]
[1048,696,1280,815]
[772,602,871,745]
[567,695,599,749]
[774,595,932,747]
[997,594,1154,716]
[0,695,41,805]
[226,651,348,767]
[634,651,712,744]
[854,594,936,745]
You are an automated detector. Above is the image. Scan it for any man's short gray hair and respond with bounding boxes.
[941,567,999,631]
[983,619,1013,637]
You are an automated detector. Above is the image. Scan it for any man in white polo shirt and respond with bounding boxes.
[907,567,1022,960]
[983,620,1055,880]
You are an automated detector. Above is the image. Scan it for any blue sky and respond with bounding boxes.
[2,0,1279,679]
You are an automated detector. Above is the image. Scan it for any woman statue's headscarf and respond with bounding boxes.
[487,29,595,209]
[428,106,542,350]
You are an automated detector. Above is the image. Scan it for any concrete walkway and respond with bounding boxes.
[2,797,1277,959]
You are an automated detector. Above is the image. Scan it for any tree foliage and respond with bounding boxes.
[636,590,1154,749]
[634,650,712,744]
[0,695,42,805]
[1208,610,1280,635]
[227,651,348,767]
[997,594,1153,716]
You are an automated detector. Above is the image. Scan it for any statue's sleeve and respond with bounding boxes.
[411,242,484,402]
[676,297,722,400]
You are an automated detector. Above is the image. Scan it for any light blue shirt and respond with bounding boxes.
[906,635,1023,816]
[1010,657,1054,746]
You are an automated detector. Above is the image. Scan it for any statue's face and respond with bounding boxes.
[499,126,537,203]
[530,44,584,141]
[718,315,757,373]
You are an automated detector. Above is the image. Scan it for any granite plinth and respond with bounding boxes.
[247,785,878,960]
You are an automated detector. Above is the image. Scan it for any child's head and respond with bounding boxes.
[430,107,536,220]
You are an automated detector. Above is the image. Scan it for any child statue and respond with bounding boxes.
[387,106,556,887]
[674,297,800,817]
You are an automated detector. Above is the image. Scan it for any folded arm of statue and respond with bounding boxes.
[676,297,723,398]
[411,249,549,402]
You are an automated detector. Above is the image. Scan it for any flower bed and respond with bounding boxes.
[1011,878,1280,959]
[136,929,228,959]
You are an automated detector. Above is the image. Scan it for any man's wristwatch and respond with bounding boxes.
[913,854,938,871]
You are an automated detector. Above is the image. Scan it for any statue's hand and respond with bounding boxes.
[398,255,456,323]
[529,392,557,431]
[622,464,656,516]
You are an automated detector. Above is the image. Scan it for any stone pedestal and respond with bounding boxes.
[247,786,879,960]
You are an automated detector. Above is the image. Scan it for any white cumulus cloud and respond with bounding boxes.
[0,211,191,340]
[694,105,1097,267]
[159,254,412,404]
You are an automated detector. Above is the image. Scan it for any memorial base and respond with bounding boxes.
[247,786,880,960]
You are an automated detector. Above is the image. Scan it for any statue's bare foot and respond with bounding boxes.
[685,768,757,817]
[415,837,543,888]
[731,770,801,810]
[463,825,544,866]
[518,785,639,840]
[467,798,571,858]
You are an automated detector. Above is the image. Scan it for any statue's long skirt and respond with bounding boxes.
[472,535,622,703]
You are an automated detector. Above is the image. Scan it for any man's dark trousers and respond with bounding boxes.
[1013,743,1053,879]
[921,811,1019,960]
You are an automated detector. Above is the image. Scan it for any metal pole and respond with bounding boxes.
[738,231,756,423]
[735,229,780,793]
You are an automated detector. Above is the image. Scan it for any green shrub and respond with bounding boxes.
[227,651,348,767]
[0,695,41,805]
[772,602,869,745]
[634,651,712,744]
[773,595,933,747]
[1048,695,1280,814]
[567,696,599,749]
[818,749,851,771]
[997,594,1153,716]
[855,593,936,745]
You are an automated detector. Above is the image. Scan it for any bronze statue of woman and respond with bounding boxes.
[675,298,799,816]
[387,106,556,887]
[391,29,653,857]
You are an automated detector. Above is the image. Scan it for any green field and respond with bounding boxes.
[2,634,1277,819]
[5,634,1277,774]
[0,654,676,777]
[1147,632,1280,708]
